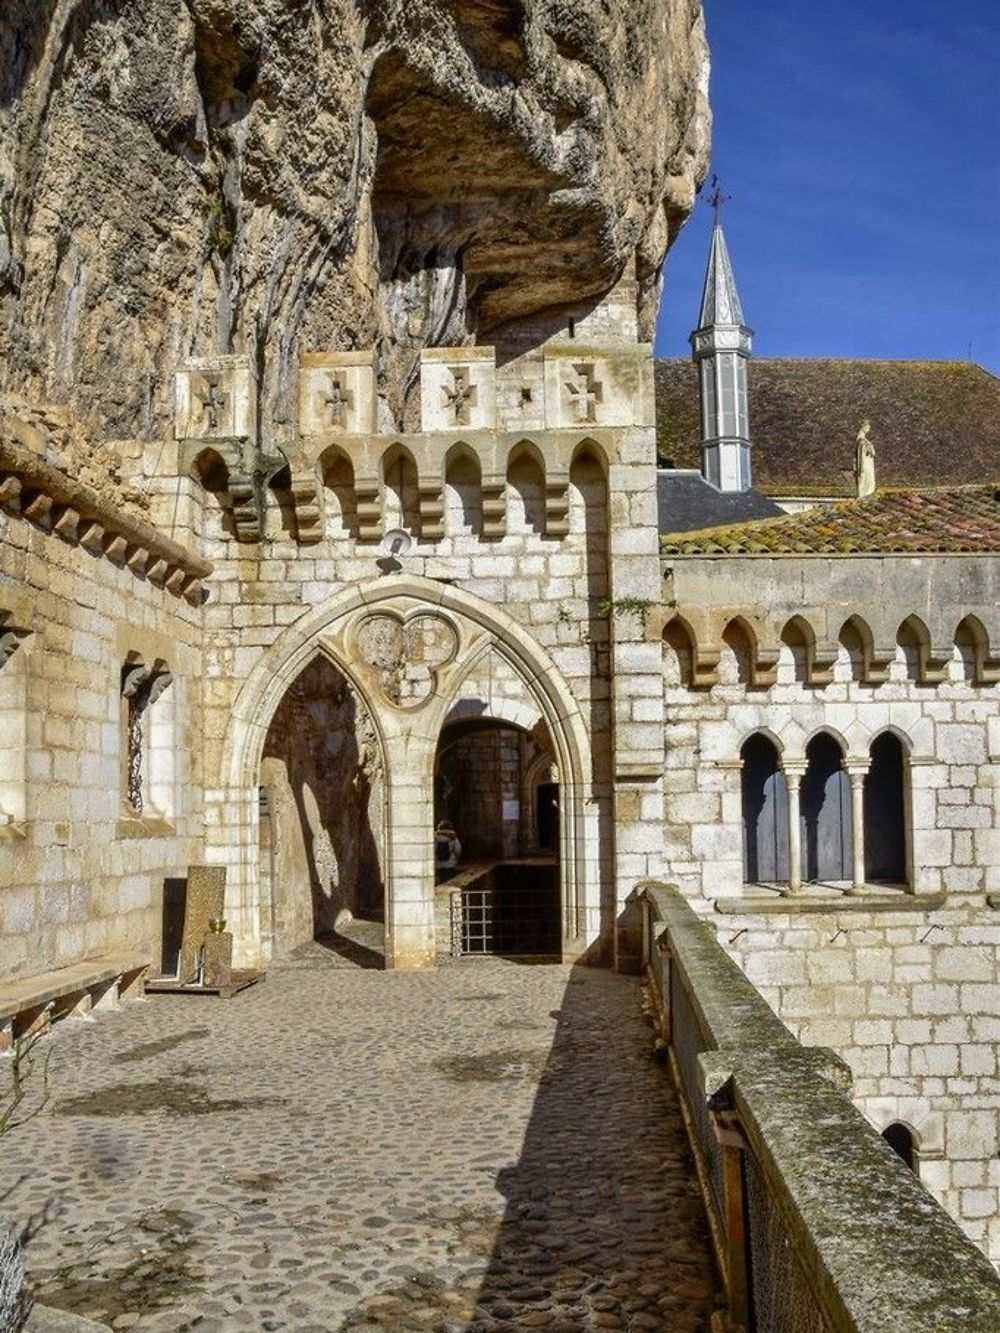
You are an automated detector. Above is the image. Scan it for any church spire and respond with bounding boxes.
[690,189,753,492]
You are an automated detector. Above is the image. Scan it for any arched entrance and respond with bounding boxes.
[214,576,594,969]
[435,715,561,957]
[258,655,386,960]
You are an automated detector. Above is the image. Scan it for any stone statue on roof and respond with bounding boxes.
[854,419,876,498]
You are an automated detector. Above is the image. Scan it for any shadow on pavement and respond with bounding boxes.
[463,964,719,1332]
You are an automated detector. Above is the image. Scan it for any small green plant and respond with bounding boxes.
[206,190,235,257]
[597,596,657,629]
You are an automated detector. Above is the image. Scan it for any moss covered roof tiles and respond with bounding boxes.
[660,484,1000,556]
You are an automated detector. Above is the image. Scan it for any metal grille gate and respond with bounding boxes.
[459,865,560,956]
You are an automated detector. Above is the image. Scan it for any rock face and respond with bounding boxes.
[0,1,708,444]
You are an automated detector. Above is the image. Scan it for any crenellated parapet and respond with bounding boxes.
[175,330,654,548]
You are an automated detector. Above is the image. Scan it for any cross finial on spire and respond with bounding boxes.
[705,175,730,226]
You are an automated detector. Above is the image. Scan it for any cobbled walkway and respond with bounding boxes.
[2,946,719,1331]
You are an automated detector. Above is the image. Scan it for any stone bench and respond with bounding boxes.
[0,956,148,1053]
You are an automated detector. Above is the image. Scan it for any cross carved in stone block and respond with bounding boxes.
[443,366,478,427]
[196,375,230,434]
[320,375,353,428]
[565,362,603,424]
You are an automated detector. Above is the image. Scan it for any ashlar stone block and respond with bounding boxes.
[299,351,376,436]
[420,347,496,432]
[175,355,256,441]
[542,346,651,429]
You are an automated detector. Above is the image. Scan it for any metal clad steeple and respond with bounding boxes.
[698,217,746,328]
[690,200,754,493]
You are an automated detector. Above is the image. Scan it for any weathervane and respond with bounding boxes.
[704,175,731,223]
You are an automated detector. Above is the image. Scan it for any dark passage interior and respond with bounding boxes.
[435,717,561,957]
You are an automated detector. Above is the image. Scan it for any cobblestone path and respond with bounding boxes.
[2,948,719,1331]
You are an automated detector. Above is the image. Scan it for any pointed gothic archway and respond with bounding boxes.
[214,576,595,969]
[259,653,387,961]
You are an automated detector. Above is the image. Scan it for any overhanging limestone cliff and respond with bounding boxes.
[0,0,709,445]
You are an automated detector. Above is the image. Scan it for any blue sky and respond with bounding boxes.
[655,1,1000,373]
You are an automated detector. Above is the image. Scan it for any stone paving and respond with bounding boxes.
[1,946,719,1331]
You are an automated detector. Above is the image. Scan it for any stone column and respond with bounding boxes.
[782,762,806,894]
[845,758,870,896]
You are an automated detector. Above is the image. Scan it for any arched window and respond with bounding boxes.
[864,733,908,886]
[120,655,174,821]
[882,1122,918,1173]
[801,733,852,883]
[741,735,789,884]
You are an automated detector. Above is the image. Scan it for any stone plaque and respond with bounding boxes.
[175,355,256,441]
[298,351,376,436]
[420,347,496,433]
[178,865,226,984]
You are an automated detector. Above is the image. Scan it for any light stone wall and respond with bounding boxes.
[188,433,635,968]
[660,551,1000,1264]
[0,511,203,980]
[662,636,1000,902]
[155,285,664,970]
[720,907,1000,1264]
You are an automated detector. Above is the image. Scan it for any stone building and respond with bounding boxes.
[0,0,997,1271]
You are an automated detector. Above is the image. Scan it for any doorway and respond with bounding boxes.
[435,718,561,956]
[259,656,386,960]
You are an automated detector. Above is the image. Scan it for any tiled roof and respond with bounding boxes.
[655,359,1000,493]
[660,485,1000,556]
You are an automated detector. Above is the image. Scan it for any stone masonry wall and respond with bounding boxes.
[720,906,1000,1264]
[128,280,664,967]
[182,434,623,964]
[662,633,1000,902]
[659,554,1000,1263]
[0,510,203,980]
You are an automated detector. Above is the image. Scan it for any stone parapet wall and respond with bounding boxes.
[639,881,1000,1322]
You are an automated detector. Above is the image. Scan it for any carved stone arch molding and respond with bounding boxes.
[216,575,596,967]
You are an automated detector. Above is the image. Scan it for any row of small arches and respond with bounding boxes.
[194,440,609,542]
[665,612,996,687]
[741,729,907,886]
